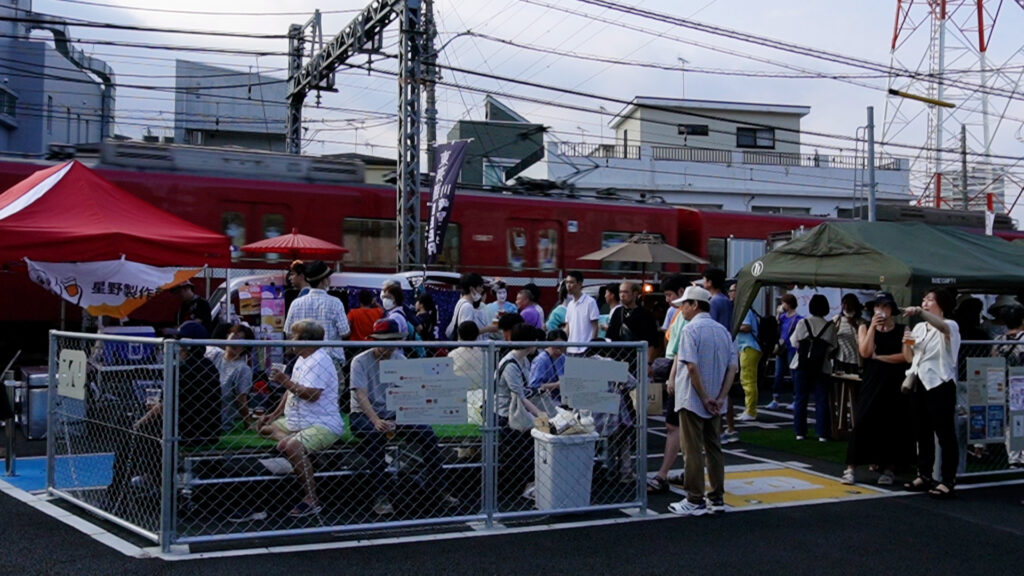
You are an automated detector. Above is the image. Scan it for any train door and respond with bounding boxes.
[219,201,291,262]
[506,218,561,273]
[727,237,767,313]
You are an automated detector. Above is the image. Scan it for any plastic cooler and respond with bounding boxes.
[530,429,600,510]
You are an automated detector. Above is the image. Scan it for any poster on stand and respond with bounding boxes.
[966,357,1006,442]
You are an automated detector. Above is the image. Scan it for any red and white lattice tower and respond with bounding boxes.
[882,0,1024,213]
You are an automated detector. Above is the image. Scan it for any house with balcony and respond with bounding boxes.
[546,97,912,217]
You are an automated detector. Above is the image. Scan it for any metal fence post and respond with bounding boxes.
[482,340,496,528]
[636,342,648,514]
[45,331,58,488]
[160,339,177,553]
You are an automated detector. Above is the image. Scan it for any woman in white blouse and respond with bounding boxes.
[902,287,960,499]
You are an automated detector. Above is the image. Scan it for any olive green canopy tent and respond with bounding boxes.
[732,221,1024,334]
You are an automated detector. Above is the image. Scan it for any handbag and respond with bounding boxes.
[499,358,556,431]
[508,393,535,431]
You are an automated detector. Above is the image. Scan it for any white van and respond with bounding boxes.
[209,270,464,337]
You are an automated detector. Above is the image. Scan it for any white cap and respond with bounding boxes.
[672,285,711,306]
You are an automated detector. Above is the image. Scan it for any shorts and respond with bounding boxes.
[271,418,342,452]
[663,391,678,427]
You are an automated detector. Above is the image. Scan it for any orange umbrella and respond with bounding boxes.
[241,228,348,260]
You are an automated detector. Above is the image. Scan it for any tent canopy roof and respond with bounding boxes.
[732,221,1024,333]
[0,161,229,267]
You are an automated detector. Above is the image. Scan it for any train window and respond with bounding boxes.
[750,205,811,215]
[537,228,557,271]
[736,127,775,149]
[262,214,286,262]
[707,238,727,270]
[508,227,527,271]
[342,218,460,268]
[343,218,397,267]
[222,211,246,260]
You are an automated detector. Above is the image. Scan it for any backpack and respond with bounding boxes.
[752,310,779,356]
[797,319,832,373]
[392,307,426,357]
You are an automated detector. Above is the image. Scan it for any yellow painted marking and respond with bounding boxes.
[722,468,874,508]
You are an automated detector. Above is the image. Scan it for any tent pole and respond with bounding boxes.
[59,299,65,331]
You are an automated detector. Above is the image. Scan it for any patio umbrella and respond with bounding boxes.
[240,228,349,260]
[577,232,707,280]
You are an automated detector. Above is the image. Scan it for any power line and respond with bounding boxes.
[1,15,289,39]
[46,0,361,17]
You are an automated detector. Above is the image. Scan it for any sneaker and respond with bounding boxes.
[736,412,756,422]
[765,400,780,410]
[784,403,795,411]
[818,437,828,443]
[668,498,708,516]
[840,469,855,485]
[521,483,536,500]
[373,497,394,516]
[721,430,740,445]
[707,497,725,514]
[228,508,267,523]
[795,435,806,441]
[438,493,460,508]
[877,472,895,486]
[287,501,321,518]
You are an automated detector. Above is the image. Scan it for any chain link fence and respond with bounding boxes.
[955,340,1024,477]
[47,331,648,551]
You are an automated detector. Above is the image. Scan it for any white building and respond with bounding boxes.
[547,97,912,217]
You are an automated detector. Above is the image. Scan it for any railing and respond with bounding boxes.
[558,143,905,170]
[47,332,648,553]
[556,143,642,160]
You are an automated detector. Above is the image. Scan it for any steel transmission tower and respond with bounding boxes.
[286,0,429,270]
[882,0,1024,213]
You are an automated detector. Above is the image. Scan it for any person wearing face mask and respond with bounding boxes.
[445,273,498,340]
[380,281,412,336]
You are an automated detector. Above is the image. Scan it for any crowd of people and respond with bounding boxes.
[104,259,1024,520]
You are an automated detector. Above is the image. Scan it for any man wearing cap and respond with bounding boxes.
[349,318,457,516]
[256,319,346,518]
[173,281,212,333]
[667,286,738,517]
[284,260,351,367]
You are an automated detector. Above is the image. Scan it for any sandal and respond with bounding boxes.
[904,476,932,492]
[928,483,955,500]
[647,475,669,494]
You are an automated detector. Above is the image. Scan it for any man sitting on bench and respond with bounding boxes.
[256,319,346,518]
[349,318,459,516]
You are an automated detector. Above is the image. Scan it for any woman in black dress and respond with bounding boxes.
[840,292,912,485]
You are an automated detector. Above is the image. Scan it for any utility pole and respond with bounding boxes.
[867,106,877,222]
[423,0,438,177]
[396,0,424,270]
[960,124,969,210]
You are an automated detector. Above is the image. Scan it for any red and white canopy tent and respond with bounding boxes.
[0,160,229,266]
[0,161,230,320]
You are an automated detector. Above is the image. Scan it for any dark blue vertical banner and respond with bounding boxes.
[426,141,470,264]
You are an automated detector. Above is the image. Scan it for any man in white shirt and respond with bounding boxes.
[257,319,346,518]
[564,271,599,355]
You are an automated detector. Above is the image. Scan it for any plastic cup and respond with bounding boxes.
[144,387,161,407]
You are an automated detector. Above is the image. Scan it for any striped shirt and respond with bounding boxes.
[284,288,351,363]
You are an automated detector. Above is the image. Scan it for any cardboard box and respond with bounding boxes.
[631,381,663,416]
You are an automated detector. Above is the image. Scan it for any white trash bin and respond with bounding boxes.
[531,429,600,510]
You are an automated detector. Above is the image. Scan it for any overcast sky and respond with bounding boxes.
[31,0,1024,213]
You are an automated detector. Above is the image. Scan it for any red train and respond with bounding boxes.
[0,142,1018,362]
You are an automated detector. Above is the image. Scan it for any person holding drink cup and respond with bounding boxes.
[901,287,960,499]
[254,320,345,518]
[839,291,912,486]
